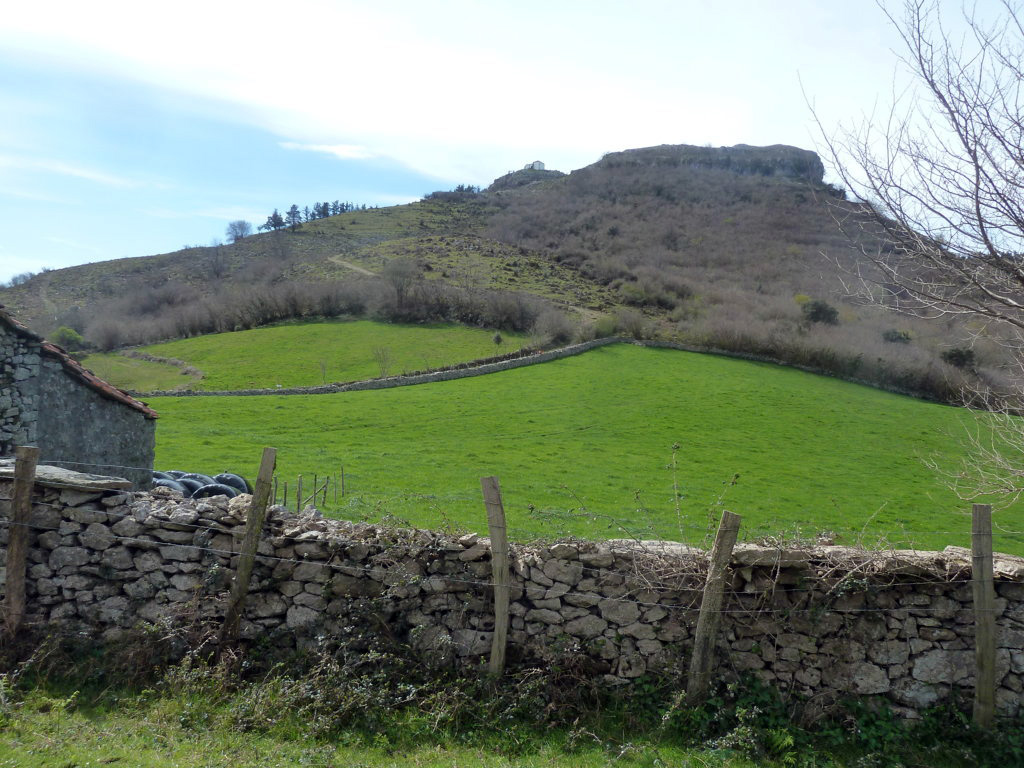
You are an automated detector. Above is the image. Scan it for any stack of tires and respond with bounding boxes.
[152,471,252,499]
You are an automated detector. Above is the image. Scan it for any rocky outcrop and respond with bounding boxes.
[599,143,826,183]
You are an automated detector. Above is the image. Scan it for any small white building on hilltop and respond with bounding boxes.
[523,161,545,171]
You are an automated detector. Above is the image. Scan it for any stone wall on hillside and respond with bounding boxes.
[136,336,948,405]
[2,481,1024,719]
[137,337,625,397]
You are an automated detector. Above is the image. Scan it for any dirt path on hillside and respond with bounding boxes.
[37,277,59,323]
[328,255,376,276]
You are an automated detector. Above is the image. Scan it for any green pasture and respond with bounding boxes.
[149,344,1024,554]
[77,353,201,392]
[83,320,527,392]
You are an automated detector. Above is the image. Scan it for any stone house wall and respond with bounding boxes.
[0,319,41,450]
[0,311,156,487]
[3,482,1024,718]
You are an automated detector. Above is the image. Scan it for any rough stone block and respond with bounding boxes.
[452,628,492,656]
[868,639,910,666]
[79,523,115,551]
[49,546,89,570]
[599,598,641,626]
[524,608,563,624]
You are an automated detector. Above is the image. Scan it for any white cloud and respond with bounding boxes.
[0,155,136,187]
[194,205,270,223]
[280,142,375,161]
[0,186,68,203]
[0,1,923,190]
[0,1,892,184]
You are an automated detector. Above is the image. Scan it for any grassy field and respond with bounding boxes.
[77,353,202,392]
[149,343,1024,554]
[81,319,528,391]
[0,692,735,768]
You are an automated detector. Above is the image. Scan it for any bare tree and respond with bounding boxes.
[822,1,1024,342]
[226,220,253,243]
[381,257,422,313]
[820,0,1024,501]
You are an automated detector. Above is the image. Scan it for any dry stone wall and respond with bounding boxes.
[3,482,1024,718]
[136,336,946,404]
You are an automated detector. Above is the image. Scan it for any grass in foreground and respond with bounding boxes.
[82,319,528,392]
[150,344,1024,554]
[2,638,1019,768]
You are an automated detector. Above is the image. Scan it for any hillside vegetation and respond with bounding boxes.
[81,319,527,392]
[150,344,1021,555]
[0,142,1003,404]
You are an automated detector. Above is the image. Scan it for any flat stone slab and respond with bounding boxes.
[944,545,1024,579]
[0,459,132,491]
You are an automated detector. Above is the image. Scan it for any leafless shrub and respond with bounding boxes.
[531,308,575,345]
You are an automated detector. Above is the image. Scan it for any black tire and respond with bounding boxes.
[176,477,204,497]
[192,483,238,499]
[180,472,215,486]
[165,470,186,479]
[214,473,251,494]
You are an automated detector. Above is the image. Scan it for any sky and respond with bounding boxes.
[0,0,1001,283]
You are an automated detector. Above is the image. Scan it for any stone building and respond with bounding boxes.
[523,160,545,171]
[0,305,156,487]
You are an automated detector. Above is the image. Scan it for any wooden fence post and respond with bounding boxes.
[3,445,39,639]
[972,503,996,728]
[687,509,742,705]
[296,475,303,512]
[481,476,510,676]
[218,447,277,653]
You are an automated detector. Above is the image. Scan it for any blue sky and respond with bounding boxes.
[0,1,999,283]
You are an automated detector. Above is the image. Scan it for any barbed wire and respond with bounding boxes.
[13,460,1024,539]
[2,493,1024,561]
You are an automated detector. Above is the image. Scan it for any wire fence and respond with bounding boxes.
[19,456,1024,540]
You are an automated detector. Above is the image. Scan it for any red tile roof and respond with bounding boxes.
[0,305,158,419]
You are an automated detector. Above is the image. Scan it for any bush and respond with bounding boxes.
[941,346,976,369]
[802,300,839,325]
[882,328,912,343]
[51,326,85,351]
[590,314,619,339]
[531,309,575,345]
[615,308,649,339]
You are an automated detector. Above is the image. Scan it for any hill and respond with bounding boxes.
[0,142,1003,402]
